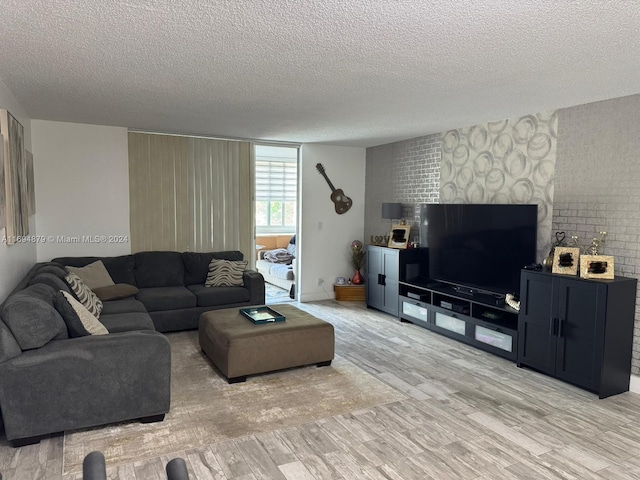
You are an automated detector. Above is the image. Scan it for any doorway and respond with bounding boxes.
[254,145,299,303]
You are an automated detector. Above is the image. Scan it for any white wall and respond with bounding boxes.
[0,79,36,302]
[32,121,131,261]
[298,144,366,302]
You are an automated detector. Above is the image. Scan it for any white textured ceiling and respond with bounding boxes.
[0,1,639,147]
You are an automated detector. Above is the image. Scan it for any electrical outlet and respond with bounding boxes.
[317,278,324,287]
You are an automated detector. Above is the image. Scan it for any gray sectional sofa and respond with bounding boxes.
[52,250,265,332]
[0,250,265,447]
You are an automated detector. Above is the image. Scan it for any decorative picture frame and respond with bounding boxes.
[552,247,580,276]
[388,225,410,249]
[0,110,28,243]
[580,255,614,280]
[0,132,5,230]
[25,149,35,216]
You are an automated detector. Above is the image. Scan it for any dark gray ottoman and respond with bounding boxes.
[199,304,335,383]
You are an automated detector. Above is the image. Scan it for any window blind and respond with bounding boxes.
[255,159,297,202]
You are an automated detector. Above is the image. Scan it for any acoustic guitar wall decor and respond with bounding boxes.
[315,163,353,214]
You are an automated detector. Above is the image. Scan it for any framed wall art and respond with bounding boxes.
[25,149,35,216]
[552,247,580,276]
[388,225,410,249]
[0,132,5,230]
[0,109,28,244]
[580,255,614,280]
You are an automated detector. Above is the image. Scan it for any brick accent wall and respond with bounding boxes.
[365,93,640,375]
[364,134,441,245]
[553,94,640,374]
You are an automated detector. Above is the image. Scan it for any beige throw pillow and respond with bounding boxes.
[60,291,108,335]
[66,261,115,289]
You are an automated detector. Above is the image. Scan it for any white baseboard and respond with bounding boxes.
[629,374,640,394]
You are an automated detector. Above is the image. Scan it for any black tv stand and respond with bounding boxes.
[398,280,518,361]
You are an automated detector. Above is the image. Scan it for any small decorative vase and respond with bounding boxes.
[352,269,364,285]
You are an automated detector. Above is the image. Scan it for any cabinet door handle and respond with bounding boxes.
[380,274,386,286]
[558,318,565,338]
[549,317,557,336]
[482,323,503,334]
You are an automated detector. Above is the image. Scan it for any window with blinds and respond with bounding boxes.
[255,146,298,234]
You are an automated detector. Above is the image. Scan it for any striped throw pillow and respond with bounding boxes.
[65,272,103,318]
[205,259,247,287]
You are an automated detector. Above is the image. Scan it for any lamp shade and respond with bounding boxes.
[381,203,402,219]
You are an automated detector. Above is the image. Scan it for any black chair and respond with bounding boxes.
[166,457,190,480]
[82,451,107,480]
[82,451,189,479]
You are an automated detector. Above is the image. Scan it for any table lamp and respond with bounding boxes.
[382,202,402,227]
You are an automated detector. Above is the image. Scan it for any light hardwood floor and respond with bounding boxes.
[3,300,640,479]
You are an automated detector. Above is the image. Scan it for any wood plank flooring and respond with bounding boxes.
[3,300,640,479]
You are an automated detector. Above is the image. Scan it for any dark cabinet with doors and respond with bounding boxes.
[366,246,399,316]
[518,270,637,398]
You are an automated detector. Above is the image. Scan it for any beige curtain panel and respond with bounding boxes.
[128,133,255,263]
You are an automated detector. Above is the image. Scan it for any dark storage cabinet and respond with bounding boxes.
[518,270,637,398]
[366,246,399,316]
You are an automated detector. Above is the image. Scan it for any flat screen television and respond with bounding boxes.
[419,204,537,297]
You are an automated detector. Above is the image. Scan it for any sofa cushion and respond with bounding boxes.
[28,272,72,294]
[187,284,250,307]
[182,251,244,285]
[101,297,148,315]
[134,251,184,288]
[205,259,247,287]
[99,312,155,333]
[65,260,115,289]
[21,282,59,304]
[53,255,136,285]
[0,287,69,350]
[54,291,109,337]
[0,318,22,362]
[65,272,103,318]
[35,263,69,279]
[135,286,197,312]
[92,284,139,301]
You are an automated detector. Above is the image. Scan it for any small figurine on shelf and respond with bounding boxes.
[586,231,607,255]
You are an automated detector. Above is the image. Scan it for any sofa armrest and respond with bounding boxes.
[243,269,265,305]
[0,331,171,442]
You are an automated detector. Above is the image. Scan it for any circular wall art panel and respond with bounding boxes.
[492,133,513,159]
[442,130,460,153]
[527,133,552,160]
[452,144,470,167]
[513,115,539,144]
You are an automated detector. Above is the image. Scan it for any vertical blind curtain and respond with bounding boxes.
[128,133,254,264]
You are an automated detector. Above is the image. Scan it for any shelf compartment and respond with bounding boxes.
[472,304,518,327]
